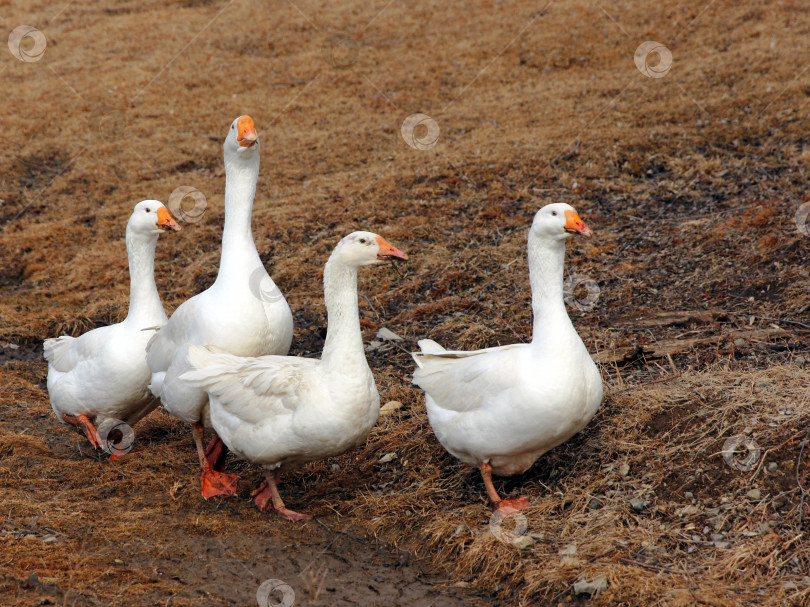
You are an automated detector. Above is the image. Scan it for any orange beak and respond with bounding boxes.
[375,236,407,260]
[564,210,592,237]
[156,207,181,231]
[237,115,258,147]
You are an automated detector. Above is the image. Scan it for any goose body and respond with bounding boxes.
[44,201,180,450]
[181,231,407,520]
[146,116,294,497]
[412,203,603,510]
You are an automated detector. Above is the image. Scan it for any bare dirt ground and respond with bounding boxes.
[1,0,810,605]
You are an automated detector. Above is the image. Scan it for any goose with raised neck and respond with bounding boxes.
[412,202,603,514]
[44,200,180,454]
[146,115,294,500]
[180,231,407,521]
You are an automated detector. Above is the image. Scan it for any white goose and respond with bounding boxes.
[180,232,407,520]
[44,200,180,454]
[412,203,603,512]
[146,116,294,498]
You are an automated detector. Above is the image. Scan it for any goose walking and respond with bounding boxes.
[180,232,407,520]
[44,201,180,455]
[412,203,602,512]
[146,116,294,498]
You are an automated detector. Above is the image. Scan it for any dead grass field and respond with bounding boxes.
[1,0,810,605]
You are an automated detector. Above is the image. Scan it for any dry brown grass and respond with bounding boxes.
[1,0,810,604]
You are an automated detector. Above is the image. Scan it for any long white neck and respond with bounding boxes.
[215,149,262,286]
[320,256,365,366]
[528,232,572,344]
[124,229,167,326]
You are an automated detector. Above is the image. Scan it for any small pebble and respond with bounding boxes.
[684,491,693,499]
[619,463,630,477]
[331,463,341,471]
[41,535,57,544]
[629,497,646,512]
[572,577,608,596]
[379,400,403,415]
[714,540,732,549]
[746,489,762,500]
[512,535,535,549]
[709,533,724,541]
[378,452,397,463]
[767,462,779,472]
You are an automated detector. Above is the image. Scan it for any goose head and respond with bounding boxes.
[128,200,181,235]
[335,231,408,268]
[224,115,259,157]
[531,202,591,240]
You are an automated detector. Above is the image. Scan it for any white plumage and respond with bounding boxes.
[181,231,407,520]
[412,202,603,511]
[146,115,294,498]
[44,200,180,451]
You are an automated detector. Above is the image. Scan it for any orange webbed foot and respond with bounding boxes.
[495,496,530,515]
[276,507,312,522]
[200,467,239,499]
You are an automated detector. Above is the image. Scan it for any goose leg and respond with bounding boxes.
[251,469,311,522]
[192,422,238,498]
[480,462,530,513]
[62,413,102,449]
[204,435,228,471]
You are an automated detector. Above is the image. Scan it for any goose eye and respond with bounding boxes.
[359,238,367,244]
[145,207,151,213]
[551,210,557,216]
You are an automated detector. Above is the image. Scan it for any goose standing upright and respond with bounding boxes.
[180,232,407,520]
[44,201,180,454]
[146,116,294,498]
[412,203,603,513]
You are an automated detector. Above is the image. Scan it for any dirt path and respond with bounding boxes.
[4,496,490,607]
